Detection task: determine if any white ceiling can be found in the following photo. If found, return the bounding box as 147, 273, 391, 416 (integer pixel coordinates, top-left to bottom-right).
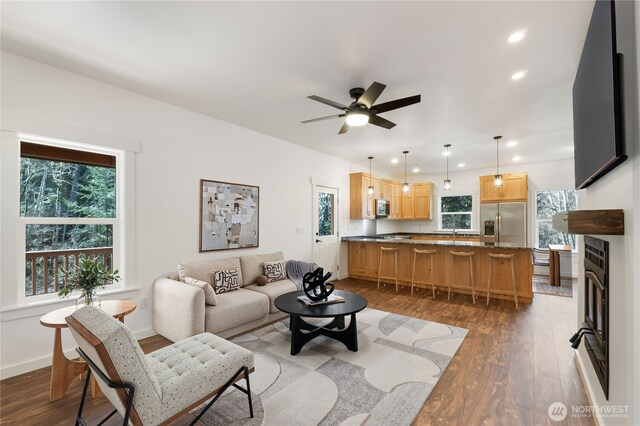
0, 1, 594, 178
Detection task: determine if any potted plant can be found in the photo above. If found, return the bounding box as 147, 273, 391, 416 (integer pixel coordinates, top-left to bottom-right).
58, 254, 120, 308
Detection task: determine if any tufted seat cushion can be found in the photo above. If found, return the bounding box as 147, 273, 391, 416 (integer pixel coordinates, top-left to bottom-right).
146, 332, 254, 417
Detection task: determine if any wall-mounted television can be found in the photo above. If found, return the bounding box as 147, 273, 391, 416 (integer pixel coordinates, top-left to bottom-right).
573, 0, 626, 190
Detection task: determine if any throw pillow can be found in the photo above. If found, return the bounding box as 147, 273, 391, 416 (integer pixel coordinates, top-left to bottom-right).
183, 277, 216, 306
213, 268, 240, 294
256, 275, 269, 286
263, 260, 287, 283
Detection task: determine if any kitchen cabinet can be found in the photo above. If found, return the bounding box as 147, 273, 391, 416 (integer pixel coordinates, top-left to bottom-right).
413, 183, 433, 220
350, 173, 375, 219
390, 182, 402, 219
348, 241, 379, 278
401, 187, 414, 219
380, 180, 392, 201
479, 173, 528, 203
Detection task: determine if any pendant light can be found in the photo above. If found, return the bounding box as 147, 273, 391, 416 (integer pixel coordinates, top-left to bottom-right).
402, 151, 410, 193
493, 135, 503, 186
367, 156, 374, 195
443, 144, 452, 190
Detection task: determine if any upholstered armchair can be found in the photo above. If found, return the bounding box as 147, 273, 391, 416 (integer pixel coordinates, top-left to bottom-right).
66, 306, 254, 425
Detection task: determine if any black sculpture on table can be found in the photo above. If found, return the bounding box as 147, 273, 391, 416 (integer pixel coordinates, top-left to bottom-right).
302, 267, 334, 301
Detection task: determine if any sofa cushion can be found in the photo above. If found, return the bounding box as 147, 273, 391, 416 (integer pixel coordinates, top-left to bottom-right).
204, 289, 269, 334
183, 277, 216, 305
178, 257, 244, 287
244, 279, 297, 313
240, 252, 284, 286
212, 268, 240, 294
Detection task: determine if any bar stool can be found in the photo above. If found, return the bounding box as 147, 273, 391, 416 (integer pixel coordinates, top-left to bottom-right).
448, 251, 476, 303
411, 248, 437, 297
487, 253, 518, 309
377, 246, 399, 292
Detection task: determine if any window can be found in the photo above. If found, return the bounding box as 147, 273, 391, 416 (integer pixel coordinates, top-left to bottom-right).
535, 189, 577, 249
440, 195, 473, 230
20, 142, 118, 297
317, 191, 335, 236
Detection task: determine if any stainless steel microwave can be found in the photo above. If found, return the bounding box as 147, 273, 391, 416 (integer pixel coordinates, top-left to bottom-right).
376, 199, 390, 217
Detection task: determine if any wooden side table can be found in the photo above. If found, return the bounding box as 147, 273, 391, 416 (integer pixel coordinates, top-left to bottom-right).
40, 300, 136, 401
548, 245, 572, 286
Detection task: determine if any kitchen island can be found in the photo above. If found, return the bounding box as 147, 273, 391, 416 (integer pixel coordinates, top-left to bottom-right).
343, 235, 533, 304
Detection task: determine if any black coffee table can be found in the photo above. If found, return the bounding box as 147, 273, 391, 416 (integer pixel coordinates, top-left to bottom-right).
274, 290, 368, 355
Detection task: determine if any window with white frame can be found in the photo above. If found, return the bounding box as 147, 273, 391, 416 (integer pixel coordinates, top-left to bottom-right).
20, 141, 119, 297
535, 189, 577, 249
439, 195, 473, 230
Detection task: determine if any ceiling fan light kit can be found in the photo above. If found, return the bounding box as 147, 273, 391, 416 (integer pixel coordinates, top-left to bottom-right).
302, 81, 421, 134
402, 150, 410, 193
493, 135, 503, 187
443, 144, 452, 190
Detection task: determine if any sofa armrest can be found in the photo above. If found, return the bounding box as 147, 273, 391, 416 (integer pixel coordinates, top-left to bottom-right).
152, 277, 205, 342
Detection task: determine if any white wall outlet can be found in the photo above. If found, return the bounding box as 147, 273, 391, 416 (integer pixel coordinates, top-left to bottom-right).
295, 226, 304, 234
141, 298, 150, 310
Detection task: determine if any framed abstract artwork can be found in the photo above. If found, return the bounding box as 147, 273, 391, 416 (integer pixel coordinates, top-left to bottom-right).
199, 179, 259, 252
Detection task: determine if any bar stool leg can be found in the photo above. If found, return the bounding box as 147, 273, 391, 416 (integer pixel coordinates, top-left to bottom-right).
448, 253, 453, 301
411, 251, 417, 295
377, 250, 383, 289
486, 258, 493, 306
469, 257, 476, 304
431, 255, 435, 299
511, 258, 518, 309
394, 251, 399, 293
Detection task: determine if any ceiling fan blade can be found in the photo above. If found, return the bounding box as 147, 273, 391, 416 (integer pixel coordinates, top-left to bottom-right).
371, 95, 421, 114
369, 114, 396, 130
338, 122, 350, 134
358, 81, 386, 108
301, 114, 345, 124
308, 95, 348, 111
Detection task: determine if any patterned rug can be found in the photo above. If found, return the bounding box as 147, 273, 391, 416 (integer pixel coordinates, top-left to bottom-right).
195, 308, 468, 426
532, 275, 574, 298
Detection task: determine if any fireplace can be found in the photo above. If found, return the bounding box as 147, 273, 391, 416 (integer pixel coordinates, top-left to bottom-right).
581, 236, 609, 399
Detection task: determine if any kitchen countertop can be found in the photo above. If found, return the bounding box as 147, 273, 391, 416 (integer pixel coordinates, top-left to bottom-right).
342, 235, 530, 250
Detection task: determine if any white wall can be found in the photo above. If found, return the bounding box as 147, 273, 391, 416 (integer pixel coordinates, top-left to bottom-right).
574, 1, 640, 424
0, 52, 354, 378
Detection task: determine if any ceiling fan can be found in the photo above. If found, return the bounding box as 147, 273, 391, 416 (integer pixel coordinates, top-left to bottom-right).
302, 81, 421, 134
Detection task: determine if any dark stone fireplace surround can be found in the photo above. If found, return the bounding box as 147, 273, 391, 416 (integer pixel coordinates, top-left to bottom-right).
582, 236, 609, 399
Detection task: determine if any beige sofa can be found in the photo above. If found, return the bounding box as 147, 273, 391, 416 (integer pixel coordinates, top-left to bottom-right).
153, 251, 296, 342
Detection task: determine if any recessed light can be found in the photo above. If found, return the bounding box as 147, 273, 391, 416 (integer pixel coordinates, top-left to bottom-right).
506, 140, 518, 147
457, 163, 466, 168
512, 156, 522, 162
391, 158, 399, 164
511, 71, 526, 80
412, 166, 420, 173
508, 31, 526, 43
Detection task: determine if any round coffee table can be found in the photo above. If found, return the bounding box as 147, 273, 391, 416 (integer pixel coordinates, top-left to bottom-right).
274, 290, 368, 355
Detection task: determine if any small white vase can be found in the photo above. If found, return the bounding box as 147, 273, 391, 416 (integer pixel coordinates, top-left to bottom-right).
75, 289, 101, 309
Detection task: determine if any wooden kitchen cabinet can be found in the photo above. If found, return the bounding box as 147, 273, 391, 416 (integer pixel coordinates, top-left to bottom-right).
390, 182, 402, 219
350, 173, 375, 219
348, 241, 378, 278
380, 180, 392, 201
479, 173, 528, 203
413, 182, 433, 220
401, 187, 414, 219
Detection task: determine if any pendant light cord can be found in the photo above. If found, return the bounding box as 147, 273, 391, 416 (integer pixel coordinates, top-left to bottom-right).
446, 150, 449, 180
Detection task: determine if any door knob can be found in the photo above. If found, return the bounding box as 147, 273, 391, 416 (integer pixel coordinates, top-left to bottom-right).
316, 239, 322, 243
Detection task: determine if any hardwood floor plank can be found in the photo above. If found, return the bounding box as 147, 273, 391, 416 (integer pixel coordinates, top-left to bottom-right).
0, 278, 593, 425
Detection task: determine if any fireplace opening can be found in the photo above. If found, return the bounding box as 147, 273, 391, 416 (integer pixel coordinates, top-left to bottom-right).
581, 236, 609, 399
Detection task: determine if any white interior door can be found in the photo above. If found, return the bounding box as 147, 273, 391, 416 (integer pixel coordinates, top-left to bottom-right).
312, 185, 339, 281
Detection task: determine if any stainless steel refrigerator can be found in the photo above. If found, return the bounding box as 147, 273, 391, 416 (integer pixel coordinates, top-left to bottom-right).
479, 202, 527, 245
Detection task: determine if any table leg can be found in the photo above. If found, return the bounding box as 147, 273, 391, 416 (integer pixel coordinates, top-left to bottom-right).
49, 328, 87, 401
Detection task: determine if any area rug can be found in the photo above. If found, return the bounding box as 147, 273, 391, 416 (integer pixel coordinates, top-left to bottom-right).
532, 275, 574, 298
194, 308, 468, 426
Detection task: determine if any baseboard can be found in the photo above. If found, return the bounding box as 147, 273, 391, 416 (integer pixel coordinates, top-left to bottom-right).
575, 350, 604, 426
0, 327, 156, 380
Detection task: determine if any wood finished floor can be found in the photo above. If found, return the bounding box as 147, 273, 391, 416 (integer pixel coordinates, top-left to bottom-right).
0, 278, 593, 426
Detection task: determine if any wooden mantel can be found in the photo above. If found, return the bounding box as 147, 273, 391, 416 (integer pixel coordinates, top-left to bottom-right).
552, 209, 624, 235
